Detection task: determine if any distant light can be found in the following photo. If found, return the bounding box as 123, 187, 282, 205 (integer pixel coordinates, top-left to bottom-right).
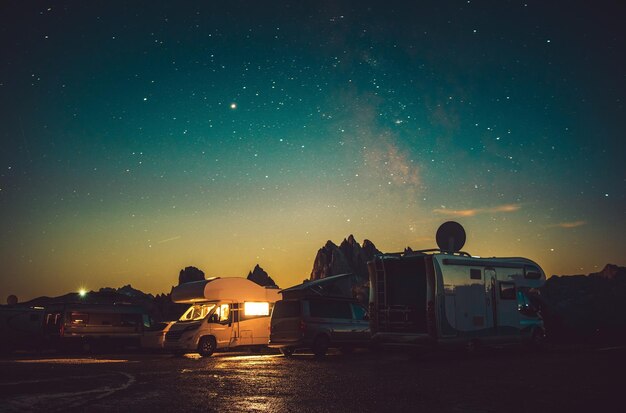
230, 103, 237, 109
78, 289, 87, 297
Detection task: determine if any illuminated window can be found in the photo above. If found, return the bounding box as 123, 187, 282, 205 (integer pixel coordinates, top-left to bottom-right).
70, 312, 89, 324
244, 302, 269, 317
219, 304, 230, 322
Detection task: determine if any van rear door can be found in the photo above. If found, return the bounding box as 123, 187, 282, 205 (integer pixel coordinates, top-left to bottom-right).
270, 300, 302, 344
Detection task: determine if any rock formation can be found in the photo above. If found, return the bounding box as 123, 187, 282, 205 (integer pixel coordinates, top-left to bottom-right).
310, 235, 381, 281
178, 266, 205, 285
247, 264, 278, 288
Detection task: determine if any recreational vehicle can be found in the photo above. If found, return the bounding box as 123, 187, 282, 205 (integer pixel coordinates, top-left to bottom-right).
44, 303, 149, 349
369, 222, 547, 351
1, 302, 148, 351
164, 277, 281, 356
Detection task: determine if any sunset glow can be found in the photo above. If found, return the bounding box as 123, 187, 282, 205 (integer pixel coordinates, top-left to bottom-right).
0, 2, 623, 301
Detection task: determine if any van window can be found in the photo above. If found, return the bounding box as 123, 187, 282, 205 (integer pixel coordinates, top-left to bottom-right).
470, 269, 482, 280
351, 303, 368, 320
272, 301, 300, 318
309, 300, 352, 319
70, 312, 89, 324
179, 304, 216, 321
218, 304, 230, 323
244, 302, 270, 316
499, 282, 516, 300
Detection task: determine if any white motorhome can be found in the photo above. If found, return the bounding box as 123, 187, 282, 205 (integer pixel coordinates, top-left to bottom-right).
368, 222, 547, 350
164, 277, 281, 356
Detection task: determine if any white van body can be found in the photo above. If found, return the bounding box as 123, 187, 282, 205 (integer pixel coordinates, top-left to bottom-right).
164, 278, 281, 356
369, 252, 547, 349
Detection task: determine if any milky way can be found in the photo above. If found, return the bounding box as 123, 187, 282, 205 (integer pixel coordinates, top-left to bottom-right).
1, 1, 624, 300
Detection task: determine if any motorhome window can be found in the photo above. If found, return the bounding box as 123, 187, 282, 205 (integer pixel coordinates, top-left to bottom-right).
70, 312, 89, 324
218, 304, 230, 323
272, 301, 300, 318
179, 304, 216, 321
470, 269, 482, 280
244, 302, 270, 317
499, 282, 516, 300
120, 313, 140, 326
525, 270, 541, 279
309, 300, 352, 319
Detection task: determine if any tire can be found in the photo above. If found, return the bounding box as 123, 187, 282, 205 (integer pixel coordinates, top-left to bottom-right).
529, 328, 545, 351
280, 347, 294, 357
313, 335, 330, 357
198, 336, 217, 357
465, 339, 479, 355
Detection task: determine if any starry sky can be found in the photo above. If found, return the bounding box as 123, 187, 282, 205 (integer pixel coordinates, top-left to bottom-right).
1, 1, 624, 301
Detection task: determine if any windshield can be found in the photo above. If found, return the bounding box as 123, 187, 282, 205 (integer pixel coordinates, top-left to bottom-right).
179, 303, 216, 322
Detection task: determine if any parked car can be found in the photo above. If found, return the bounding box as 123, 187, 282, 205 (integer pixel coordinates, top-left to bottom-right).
141, 320, 175, 350
269, 297, 370, 357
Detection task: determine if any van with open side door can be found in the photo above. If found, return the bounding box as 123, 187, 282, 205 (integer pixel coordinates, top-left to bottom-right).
368, 222, 547, 351
164, 278, 280, 357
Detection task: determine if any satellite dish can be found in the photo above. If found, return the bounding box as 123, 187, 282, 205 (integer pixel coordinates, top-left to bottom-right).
436, 221, 466, 253
7, 295, 18, 305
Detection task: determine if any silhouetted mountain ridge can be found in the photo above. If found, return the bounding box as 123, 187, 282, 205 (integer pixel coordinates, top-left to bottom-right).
310, 235, 381, 281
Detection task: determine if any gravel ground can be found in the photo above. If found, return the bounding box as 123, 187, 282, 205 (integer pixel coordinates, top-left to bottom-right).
1, 345, 624, 413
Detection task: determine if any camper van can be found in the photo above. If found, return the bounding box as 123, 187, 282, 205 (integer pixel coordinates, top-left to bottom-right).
164, 277, 281, 357
369, 222, 547, 351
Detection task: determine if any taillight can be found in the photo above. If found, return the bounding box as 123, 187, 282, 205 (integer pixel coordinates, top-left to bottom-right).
299, 320, 306, 332
60, 323, 65, 337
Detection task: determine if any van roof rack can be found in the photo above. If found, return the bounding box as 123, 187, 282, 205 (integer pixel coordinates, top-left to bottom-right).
378, 249, 472, 258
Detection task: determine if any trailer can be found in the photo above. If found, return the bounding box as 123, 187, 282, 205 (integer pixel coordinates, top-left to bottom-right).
164, 277, 281, 356
368, 222, 546, 350
1, 302, 149, 351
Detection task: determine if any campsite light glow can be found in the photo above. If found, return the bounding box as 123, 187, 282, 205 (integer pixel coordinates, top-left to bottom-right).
78, 289, 87, 298
244, 302, 270, 316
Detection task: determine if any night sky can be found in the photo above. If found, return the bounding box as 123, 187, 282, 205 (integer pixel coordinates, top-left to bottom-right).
1, 1, 624, 301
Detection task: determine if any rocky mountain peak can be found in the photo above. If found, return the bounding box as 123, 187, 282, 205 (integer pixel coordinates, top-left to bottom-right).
247, 264, 278, 288
178, 266, 205, 285
311, 235, 381, 281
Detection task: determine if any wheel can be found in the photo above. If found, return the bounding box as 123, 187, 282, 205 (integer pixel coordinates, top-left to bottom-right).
465, 339, 479, 355
280, 347, 294, 357
529, 328, 545, 351
198, 336, 216, 357
312, 335, 330, 357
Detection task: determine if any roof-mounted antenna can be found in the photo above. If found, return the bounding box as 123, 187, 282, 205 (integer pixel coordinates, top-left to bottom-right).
436, 221, 466, 253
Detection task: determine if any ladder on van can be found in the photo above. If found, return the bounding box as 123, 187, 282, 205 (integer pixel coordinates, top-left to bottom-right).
374, 257, 421, 333
374, 258, 389, 331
